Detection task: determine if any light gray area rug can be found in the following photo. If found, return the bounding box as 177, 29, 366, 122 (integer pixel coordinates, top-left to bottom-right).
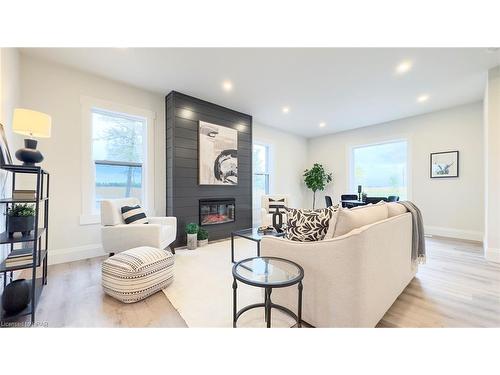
163, 238, 296, 328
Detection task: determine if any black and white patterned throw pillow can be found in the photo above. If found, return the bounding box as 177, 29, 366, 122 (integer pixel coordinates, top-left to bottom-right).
268, 198, 287, 214
121, 205, 148, 224
285, 206, 337, 242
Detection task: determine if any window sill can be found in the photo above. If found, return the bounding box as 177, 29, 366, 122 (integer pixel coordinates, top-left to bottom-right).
80, 214, 101, 226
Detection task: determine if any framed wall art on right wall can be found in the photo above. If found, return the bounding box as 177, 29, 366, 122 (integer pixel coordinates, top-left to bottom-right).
430, 150, 459, 178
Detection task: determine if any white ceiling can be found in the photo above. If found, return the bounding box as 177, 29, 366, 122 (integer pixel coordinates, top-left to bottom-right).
21, 48, 500, 137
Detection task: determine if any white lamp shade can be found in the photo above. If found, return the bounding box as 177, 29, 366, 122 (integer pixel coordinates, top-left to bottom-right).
13, 108, 52, 138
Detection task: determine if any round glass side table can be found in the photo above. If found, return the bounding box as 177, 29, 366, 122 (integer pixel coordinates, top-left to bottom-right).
232, 256, 304, 328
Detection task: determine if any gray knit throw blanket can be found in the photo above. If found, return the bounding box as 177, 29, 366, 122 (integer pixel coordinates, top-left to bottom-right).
397, 201, 426, 264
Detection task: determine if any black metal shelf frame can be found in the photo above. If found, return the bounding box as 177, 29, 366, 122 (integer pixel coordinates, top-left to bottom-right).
0, 164, 49, 326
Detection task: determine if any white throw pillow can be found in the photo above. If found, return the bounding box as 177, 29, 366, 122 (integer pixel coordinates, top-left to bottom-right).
333, 203, 389, 237
323, 205, 340, 239
387, 202, 408, 217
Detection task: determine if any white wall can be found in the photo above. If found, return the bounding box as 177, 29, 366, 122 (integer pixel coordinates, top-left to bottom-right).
19, 54, 166, 264
484, 66, 500, 262
0, 48, 20, 265
307, 102, 484, 241
253, 122, 308, 207
252, 122, 309, 225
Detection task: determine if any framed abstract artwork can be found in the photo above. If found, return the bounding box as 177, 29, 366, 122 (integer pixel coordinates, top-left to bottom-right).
430, 150, 459, 178
198, 121, 238, 185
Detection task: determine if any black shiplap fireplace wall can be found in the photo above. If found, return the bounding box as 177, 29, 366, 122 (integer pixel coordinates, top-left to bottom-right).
166, 91, 252, 247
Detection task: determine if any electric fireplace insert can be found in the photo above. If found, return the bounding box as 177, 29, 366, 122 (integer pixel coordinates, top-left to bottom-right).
199, 198, 235, 225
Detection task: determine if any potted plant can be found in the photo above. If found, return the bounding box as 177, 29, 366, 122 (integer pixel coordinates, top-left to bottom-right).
303, 163, 333, 209
197, 227, 209, 247
7, 203, 36, 237
185, 222, 199, 250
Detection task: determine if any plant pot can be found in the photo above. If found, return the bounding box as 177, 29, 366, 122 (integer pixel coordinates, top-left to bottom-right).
187, 233, 198, 250
198, 239, 208, 247
2, 279, 31, 314
7, 215, 35, 237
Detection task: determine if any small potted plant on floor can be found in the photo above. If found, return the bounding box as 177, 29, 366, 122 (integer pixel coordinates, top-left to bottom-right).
197, 227, 209, 247
7, 203, 36, 237
185, 222, 199, 250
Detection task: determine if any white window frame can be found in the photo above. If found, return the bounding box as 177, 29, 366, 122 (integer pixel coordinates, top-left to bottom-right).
80, 96, 156, 225
253, 142, 272, 195
347, 137, 411, 200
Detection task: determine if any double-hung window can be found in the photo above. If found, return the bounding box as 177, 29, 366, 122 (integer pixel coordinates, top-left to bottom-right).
92, 108, 146, 209
350, 139, 408, 200
80, 96, 155, 225
252, 143, 270, 226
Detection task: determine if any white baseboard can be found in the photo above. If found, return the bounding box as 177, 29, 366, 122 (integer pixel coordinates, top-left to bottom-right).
485, 247, 500, 263
424, 226, 483, 242
48, 243, 106, 265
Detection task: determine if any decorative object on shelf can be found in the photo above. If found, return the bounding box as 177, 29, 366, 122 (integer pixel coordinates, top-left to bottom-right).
357, 185, 362, 201
7, 203, 35, 237
361, 192, 367, 202
303, 163, 333, 209
198, 121, 238, 185
270, 204, 284, 232
12, 108, 52, 166
430, 150, 459, 178
1, 279, 31, 314
0, 123, 13, 165
197, 227, 209, 247
13, 189, 37, 200
185, 222, 199, 250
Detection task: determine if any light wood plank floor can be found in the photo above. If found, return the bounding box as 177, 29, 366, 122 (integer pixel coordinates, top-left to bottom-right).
12, 236, 500, 327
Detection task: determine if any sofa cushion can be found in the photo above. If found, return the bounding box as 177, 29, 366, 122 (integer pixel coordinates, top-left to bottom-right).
285, 206, 337, 241
333, 203, 389, 237
387, 202, 408, 217
323, 204, 340, 239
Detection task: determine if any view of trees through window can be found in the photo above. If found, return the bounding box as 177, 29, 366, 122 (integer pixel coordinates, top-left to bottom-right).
352, 140, 407, 200
92, 108, 146, 208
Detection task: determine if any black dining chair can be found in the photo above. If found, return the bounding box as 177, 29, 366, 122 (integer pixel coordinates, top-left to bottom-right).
340, 194, 358, 208
387, 195, 400, 202
325, 196, 333, 207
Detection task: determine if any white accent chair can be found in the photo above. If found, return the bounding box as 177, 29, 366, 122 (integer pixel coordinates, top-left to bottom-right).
260, 194, 290, 227
100, 198, 177, 255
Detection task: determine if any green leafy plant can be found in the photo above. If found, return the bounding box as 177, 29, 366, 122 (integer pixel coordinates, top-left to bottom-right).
303, 163, 333, 209
8, 203, 36, 217
197, 227, 209, 241
185, 222, 199, 234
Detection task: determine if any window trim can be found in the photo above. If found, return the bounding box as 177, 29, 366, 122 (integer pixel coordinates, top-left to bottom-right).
253, 142, 271, 194
80, 96, 156, 225
347, 138, 411, 200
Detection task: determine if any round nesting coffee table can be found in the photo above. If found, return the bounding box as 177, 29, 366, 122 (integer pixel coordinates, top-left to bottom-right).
232, 256, 304, 328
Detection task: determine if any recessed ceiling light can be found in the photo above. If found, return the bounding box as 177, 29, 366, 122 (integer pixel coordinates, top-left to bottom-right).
396, 61, 412, 74
222, 80, 233, 91
319, 122, 326, 128
282, 106, 290, 114
417, 94, 429, 103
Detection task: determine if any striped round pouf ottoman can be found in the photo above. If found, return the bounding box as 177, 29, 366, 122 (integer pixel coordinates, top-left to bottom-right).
102, 246, 174, 303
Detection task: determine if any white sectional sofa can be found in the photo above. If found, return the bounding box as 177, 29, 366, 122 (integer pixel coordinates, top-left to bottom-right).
260, 203, 417, 327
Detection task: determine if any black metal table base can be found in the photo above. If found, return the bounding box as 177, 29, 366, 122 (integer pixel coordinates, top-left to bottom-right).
233, 281, 303, 328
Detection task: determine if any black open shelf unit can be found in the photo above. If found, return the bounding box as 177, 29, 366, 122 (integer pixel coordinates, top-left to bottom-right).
0, 164, 49, 326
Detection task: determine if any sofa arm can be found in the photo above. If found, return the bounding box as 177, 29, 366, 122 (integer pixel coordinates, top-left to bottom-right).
101, 223, 162, 254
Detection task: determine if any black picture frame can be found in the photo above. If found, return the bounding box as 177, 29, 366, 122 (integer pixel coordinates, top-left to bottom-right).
0, 122, 13, 166
430, 150, 459, 178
